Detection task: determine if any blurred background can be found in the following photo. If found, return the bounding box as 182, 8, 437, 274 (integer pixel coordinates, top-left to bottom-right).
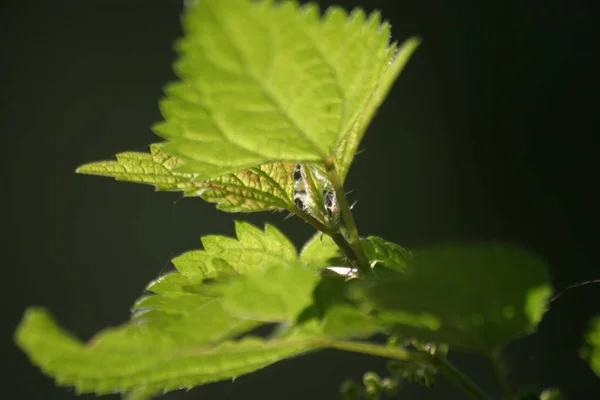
2, 0, 598, 398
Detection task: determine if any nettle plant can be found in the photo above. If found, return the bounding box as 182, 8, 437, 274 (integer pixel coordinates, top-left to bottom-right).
15, 1, 599, 399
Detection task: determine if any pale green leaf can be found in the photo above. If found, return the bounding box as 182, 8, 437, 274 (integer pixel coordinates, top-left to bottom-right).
199, 161, 297, 212
359, 243, 552, 351
580, 316, 600, 377
220, 263, 321, 322
76, 144, 201, 194
335, 37, 421, 182
154, 0, 406, 178
15, 308, 321, 396
171, 221, 297, 276
300, 232, 345, 269
77, 144, 297, 212
361, 236, 410, 272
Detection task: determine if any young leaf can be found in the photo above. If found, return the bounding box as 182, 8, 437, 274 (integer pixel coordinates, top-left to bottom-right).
15, 308, 322, 396
171, 221, 297, 276
361, 236, 411, 272
300, 232, 345, 269
77, 144, 297, 213
154, 0, 412, 179
295, 164, 334, 224
359, 243, 552, 351
580, 316, 600, 377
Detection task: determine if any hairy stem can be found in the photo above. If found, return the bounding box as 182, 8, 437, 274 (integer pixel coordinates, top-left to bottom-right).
323, 157, 370, 275
291, 205, 358, 268
323, 339, 490, 400
487, 350, 514, 400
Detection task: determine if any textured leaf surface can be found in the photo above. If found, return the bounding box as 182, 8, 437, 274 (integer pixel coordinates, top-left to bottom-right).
77, 145, 297, 212
16, 308, 321, 396
360, 244, 552, 350
171, 221, 297, 276
361, 236, 410, 272
154, 0, 409, 178
580, 316, 600, 377
76, 144, 200, 194
199, 161, 297, 212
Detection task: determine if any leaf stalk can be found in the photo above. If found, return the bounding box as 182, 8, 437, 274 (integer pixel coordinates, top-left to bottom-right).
323, 339, 491, 400
323, 157, 370, 275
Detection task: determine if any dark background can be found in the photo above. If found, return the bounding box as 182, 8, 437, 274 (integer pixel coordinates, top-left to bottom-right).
2, 0, 598, 399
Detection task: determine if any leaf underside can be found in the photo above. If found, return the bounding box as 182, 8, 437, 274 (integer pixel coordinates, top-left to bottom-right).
77, 144, 297, 213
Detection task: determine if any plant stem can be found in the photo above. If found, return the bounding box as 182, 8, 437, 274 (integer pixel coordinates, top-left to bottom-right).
323, 157, 370, 275
487, 350, 514, 400
323, 339, 490, 400
291, 205, 358, 268
430, 355, 491, 400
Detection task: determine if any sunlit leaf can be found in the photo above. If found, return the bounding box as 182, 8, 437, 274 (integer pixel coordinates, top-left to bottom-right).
154, 0, 414, 179
359, 243, 552, 350
15, 308, 321, 396
171, 221, 297, 276
77, 145, 297, 213
219, 262, 321, 322
199, 161, 297, 212
300, 232, 345, 269
76, 144, 200, 194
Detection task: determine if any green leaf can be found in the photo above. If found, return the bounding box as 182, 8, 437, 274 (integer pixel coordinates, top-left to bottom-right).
123, 387, 157, 400
76, 143, 201, 194
154, 0, 411, 179
219, 262, 321, 322
321, 304, 383, 339
77, 144, 297, 213
580, 315, 600, 377
171, 221, 297, 276
15, 308, 321, 396
199, 161, 297, 212
300, 232, 345, 269
144, 272, 205, 297
361, 236, 411, 272
335, 37, 421, 182
359, 243, 552, 351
